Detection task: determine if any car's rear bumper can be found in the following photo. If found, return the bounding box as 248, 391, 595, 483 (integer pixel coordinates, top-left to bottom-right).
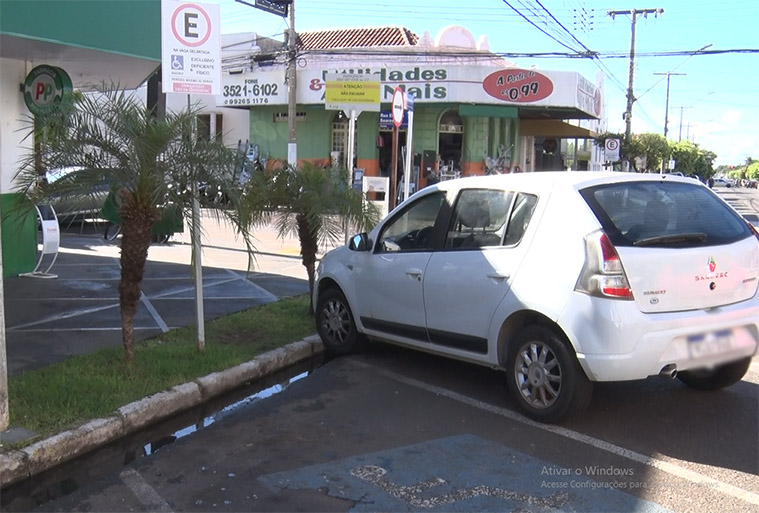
561, 294, 759, 381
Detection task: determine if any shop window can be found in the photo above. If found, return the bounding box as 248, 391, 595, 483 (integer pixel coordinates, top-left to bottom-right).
331, 111, 358, 169
438, 111, 464, 173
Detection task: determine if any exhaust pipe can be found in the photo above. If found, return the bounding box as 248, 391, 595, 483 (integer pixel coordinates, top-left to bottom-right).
659, 364, 677, 379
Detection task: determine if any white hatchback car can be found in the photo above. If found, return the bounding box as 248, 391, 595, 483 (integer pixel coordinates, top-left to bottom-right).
313, 171, 759, 422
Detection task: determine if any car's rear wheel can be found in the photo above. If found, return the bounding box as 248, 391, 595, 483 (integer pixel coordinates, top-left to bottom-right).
316, 288, 365, 355
677, 357, 751, 390
104, 222, 121, 241
506, 325, 593, 423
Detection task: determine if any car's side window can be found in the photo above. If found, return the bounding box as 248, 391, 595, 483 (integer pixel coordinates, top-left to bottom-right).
445, 189, 514, 249
377, 192, 445, 252
504, 193, 538, 246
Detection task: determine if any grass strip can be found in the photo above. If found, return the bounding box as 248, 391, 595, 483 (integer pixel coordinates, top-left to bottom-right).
7, 294, 315, 442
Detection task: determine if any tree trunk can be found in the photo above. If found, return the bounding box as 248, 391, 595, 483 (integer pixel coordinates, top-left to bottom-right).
296, 213, 318, 315
118, 205, 157, 365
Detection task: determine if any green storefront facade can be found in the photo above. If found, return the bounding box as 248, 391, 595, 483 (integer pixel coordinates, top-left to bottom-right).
246, 101, 519, 184
0, 0, 161, 276
219, 57, 600, 190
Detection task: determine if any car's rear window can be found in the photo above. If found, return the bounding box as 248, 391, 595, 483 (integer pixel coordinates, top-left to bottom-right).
580, 180, 752, 247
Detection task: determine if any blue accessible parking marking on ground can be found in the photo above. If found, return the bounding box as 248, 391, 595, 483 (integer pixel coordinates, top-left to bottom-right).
257, 433, 672, 512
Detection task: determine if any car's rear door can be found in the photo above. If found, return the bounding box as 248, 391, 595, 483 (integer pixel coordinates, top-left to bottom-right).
423, 188, 537, 355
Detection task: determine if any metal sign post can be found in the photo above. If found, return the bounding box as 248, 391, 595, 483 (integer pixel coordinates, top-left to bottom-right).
162, 0, 222, 349
402, 92, 415, 202
390, 87, 405, 210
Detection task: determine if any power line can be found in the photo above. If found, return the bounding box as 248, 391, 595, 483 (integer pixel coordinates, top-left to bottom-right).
500, 0, 586, 54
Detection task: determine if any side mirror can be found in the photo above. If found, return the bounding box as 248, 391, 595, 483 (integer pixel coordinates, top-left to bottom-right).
348, 233, 371, 252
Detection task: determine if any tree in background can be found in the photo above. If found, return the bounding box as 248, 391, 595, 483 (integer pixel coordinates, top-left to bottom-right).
594, 132, 669, 171
668, 140, 716, 180
14, 86, 251, 365
595, 132, 715, 178
240, 162, 381, 313
632, 133, 670, 172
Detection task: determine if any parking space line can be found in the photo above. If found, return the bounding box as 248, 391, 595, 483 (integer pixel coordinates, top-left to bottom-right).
8, 327, 160, 332
226, 269, 278, 302
6, 303, 119, 330
140, 292, 170, 333
120, 468, 173, 513
371, 364, 759, 507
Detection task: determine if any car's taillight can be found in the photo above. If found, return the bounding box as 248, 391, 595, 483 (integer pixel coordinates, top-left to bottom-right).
575, 230, 634, 299
747, 221, 759, 241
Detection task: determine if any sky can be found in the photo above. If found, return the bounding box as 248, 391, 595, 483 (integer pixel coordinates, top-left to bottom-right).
215, 0, 758, 167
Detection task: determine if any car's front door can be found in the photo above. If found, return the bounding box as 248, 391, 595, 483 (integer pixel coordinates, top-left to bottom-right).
352, 192, 446, 345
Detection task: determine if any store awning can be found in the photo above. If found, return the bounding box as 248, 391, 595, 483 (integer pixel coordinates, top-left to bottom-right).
459, 104, 518, 119
1, 0, 160, 90
520, 119, 598, 138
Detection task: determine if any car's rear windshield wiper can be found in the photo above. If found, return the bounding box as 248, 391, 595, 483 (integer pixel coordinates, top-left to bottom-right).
633, 232, 707, 247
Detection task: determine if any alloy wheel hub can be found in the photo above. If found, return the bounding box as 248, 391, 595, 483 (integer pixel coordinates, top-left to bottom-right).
527, 363, 546, 386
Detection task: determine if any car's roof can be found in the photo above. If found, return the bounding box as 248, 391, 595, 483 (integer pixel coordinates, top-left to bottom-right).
427, 171, 702, 195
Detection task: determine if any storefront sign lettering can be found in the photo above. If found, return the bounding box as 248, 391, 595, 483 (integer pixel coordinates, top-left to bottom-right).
482, 69, 554, 103
383, 84, 446, 100
216, 66, 595, 111
379, 67, 447, 82
221, 80, 279, 105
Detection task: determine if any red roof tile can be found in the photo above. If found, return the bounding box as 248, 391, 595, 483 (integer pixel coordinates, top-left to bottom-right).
298, 26, 419, 50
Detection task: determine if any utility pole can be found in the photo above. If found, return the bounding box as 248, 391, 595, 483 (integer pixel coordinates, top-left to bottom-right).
286, 1, 297, 166
235, 1, 295, 164
608, 8, 664, 152
654, 71, 684, 139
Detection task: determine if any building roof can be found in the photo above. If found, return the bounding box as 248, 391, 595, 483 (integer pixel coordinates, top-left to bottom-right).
298, 26, 419, 50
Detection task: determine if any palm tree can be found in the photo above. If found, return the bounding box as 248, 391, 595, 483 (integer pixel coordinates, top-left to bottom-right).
14, 85, 251, 365
241, 162, 380, 313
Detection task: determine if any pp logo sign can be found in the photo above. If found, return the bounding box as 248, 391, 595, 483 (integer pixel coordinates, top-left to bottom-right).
23, 65, 73, 116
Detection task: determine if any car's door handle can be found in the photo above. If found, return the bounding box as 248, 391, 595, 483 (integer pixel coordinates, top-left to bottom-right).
487, 272, 510, 282
406, 268, 423, 281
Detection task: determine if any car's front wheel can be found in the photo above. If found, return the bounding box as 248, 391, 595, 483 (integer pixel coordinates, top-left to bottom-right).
506, 325, 593, 423
316, 288, 365, 355
677, 357, 751, 390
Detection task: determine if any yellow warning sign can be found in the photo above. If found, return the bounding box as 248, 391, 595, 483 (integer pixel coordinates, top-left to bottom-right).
325, 73, 380, 111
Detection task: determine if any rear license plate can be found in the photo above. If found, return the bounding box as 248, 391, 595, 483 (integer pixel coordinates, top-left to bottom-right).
687, 330, 734, 360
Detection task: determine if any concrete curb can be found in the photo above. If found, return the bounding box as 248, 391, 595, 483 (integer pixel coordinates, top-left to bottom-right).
0, 335, 324, 488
